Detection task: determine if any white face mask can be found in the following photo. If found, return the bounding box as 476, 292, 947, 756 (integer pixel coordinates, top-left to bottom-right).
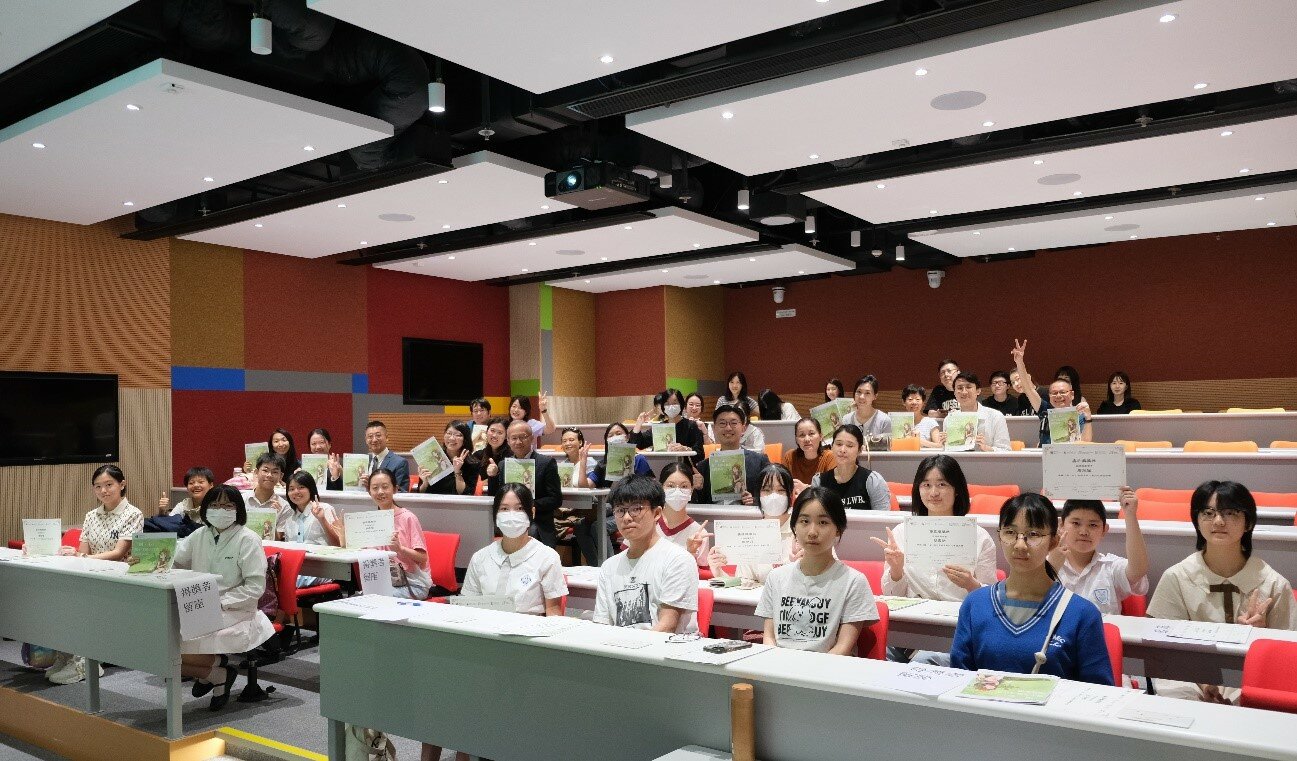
496, 511, 530, 539
663, 404, 682, 418
760, 493, 789, 517
607, 434, 627, 445
207, 509, 237, 530
664, 487, 691, 510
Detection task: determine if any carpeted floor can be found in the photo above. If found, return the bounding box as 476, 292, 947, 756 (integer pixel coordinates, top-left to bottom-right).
0, 640, 457, 760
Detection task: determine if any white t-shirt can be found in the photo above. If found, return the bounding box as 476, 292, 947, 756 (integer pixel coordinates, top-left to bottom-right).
462, 538, 568, 615
880, 520, 998, 601
1057, 552, 1148, 615
279, 503, 339, 547
756, 560, 878, 653
657, 514, 710, 566
594, 538, 699, 633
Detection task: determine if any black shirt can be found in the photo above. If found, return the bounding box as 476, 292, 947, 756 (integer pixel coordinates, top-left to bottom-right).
816, 466, 885, 510
631, 417, 706, 467
1014, 388, 1046, 417
980, 395, 1018, 415
924, 386, 957, 415
1097, 398, 1142, 415
420, 457, 480, 495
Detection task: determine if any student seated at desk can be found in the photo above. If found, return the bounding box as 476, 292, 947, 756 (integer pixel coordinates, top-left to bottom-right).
593, 475, 699, 634
590, 422, 653, 487
783, 418, 835, 496
175, 485, 276, 709
331, 469, 431, 599
756, 487, 878, 655
699, 405, 771, 505
1011, 339, 1093, 446
307, 428, 344, 491
1049, 490, 1148, 615
630, 387, 706, 467
557, 426, 595, 488
658, 462, 711, 567
417, 421, 480, 495
1147, 481, 1297, 704
874, 455, 997, 665
245, 453, 286, 516
478, 417, 510, 487
840, 375, 889, 437
158, 466, 215, 521
42, 464, 145, 684
278, 471, 340, 587
951, 493, 1113, 685
710, 465, 800, 584
462, 484, 568, 615
810, 425, 889, 511
925, 372, 1012, 452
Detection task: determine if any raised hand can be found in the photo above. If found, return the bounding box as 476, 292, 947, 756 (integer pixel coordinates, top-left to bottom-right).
419, 466, 434, 482
707, 546, 729, 576
1118, 486, 1138, 517
792, 479, 808, 500
869, 527, 905, 578
686, 521, 712, 556
452, 450, 467, 473
739, 489, 754, 506
1077, 400, 1092, 419
538, 391, 550, 415
485, 458, 499, 478
1011, 338, 1028, 365
328, 453, 342, 478
158, 491, 169, 513
1237, 589, 1275, 627
310, 501, 324, 520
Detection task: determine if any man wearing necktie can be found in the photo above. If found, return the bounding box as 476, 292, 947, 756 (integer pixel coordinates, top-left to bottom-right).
357, 420, 410, 492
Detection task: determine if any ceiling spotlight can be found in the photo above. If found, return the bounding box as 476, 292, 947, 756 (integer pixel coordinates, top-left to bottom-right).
895, 244, 906, 262
1104, 215, 1114, 220
914, 67, 928, 76
1193, 82, 1208, 90
448, 255, 456, 260
1268, 221, 1277, 226
437, 179, 448, 184
660, 269, 669, 273
659, 172, 673, 189
360, 240, 368, 245
541, 204, 550, 209
1008, 247, 1016, 252
929, 210, 938, 215
203, 176, 214, 182
601, 256, 609, 261
1255, 196, 1266, 201
737, 188, 750, 211
122, 201, 134, 206
1239, 168, 1250, 174
522, 268, 529, 272
973, 231, 981, 235
623, 225, 633, 230
599, 54, 615, 64
1129, 235, 1138, 239
528, 241, 537, 246
125, 103, 140, 111
721, 111, 734, 120
303, 145, 315, 151
713, 280, 721, 284
1033, 159, 1044, 165
693, 243, 701, 248
875, 183, 886, 189
250, 13, 272, 55
749, 257, 757, 262
442, 224, 451, 229
1072, 191, 1084, 197
982, 121, 995, 127
1159, 13, 1177, 22
31, 142, 45, 149
804, 213, 816, 234
337, 203, 347, 208
427, 80, 446, 113
584, 279, 591, 283
850, 230, 861, 247
254, 223, 263, 228
808, 153, 820, 160
870, 248, 882, 258
1220, 130, 1234, 137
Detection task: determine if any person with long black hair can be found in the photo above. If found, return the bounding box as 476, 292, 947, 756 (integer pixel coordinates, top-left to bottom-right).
1097, 371, 1142, 415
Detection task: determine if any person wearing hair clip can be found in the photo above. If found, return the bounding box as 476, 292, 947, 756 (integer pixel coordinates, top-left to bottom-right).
950, 493, 1112, 684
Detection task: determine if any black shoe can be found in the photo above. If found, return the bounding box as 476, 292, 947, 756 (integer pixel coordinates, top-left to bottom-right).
209, 662, 239, 710
191, 655, 227, 697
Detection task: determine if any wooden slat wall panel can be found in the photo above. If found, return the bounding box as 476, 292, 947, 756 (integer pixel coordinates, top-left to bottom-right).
0, 388, 171, 542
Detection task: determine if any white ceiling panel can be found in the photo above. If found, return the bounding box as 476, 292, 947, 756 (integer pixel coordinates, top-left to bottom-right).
549, 244, 854, 293
0, 58, 393, 225
378, 207, 759, 281
628, 0, 1297, 175
808, 114, 1297, 223
0, 0, 136, 75
306, 0, 880, 94
182, 151, 573, 258
914, 182, 1297, 257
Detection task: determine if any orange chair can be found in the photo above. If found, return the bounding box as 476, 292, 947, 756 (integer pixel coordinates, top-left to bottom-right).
1121, 595, 1147, 617
703, 444, 720, 459
855, 601, 889, 661
890, 437, 921, 452
1103, 623, 1124, 687
1251, 491, 1297, 508
1135, 488, 1192, 504
1183, 440, 1260, 453
1269, 441, 1297, 449
1227, 407, 1286, 414
969, 494, 1007, 515
887, 481, 910, 498
888, 492, 901, 511
423, 531, 461, 594
968, 484, 1020, 499
764, 443, 783, 462
1129, 409, 1182, 415
697, 586, 714, 635
1010, 440, 1025, 451
1241, 639, 1297, 713
843, 560, 885, 595
1124, 500, 1191, 522
1115, 440, 1173, 452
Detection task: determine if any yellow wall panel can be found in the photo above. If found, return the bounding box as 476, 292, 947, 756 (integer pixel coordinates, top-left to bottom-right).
665, 286, 725, 382
170, 238, 244, 368
551, 287, 596, 396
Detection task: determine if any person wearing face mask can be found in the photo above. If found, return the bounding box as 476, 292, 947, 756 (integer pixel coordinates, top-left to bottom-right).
630, 387, 706, 467
590, 422, 653, 487
173, 485, 276, 709
462, 484, 568, 614
657, 462, 711, 567
709, 465, 802, 585
485, 421, 563, 547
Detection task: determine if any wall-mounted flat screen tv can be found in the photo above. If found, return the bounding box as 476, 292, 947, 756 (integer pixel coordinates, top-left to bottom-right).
0, 371, 119, 466
402, 339, 484, 405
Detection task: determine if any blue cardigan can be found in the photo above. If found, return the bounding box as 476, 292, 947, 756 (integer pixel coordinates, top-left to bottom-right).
950, 582, 1113, 685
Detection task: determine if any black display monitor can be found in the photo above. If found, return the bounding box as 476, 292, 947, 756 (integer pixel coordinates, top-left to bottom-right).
402, 338, 484, 405
0, 371, 119, 466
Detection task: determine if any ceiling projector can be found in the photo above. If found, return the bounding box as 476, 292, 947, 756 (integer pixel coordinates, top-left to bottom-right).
545, 162, 650, 210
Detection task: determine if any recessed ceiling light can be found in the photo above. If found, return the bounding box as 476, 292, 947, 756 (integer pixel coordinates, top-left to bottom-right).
528, 241, 537, 246
1159, 13, 1177, 22
122, 201, 134, 206
1008, 247, 1016, 252
1255, 196, 1266, 201
360, 240, 367, 245
914, 67, 928, 76
448, 255, 456, 260
1239, 168, 1250, 173
623, 225, 633, 230
540, 204, 550, 210
929, 210, 938, 215
1267, 221, 1277, 226
798, 270, 805, 274
600, 256, 608, 261
982, 121, 995, 127
1193, 82, 1208, 90
1220, 130, 1234, 137
749, 257, 756, 262
808, 153, 820, 160
1129, 235, 1138, 239
660, 269, 669, 273
875, 183, 886, 189
437, 179, 448, 184
721, 111, 734, 120
522, 268, 529, 272
973, 231, 981, 235
441, 224, 451, 229
31, 142, 45, 149
713, 280, 721, 284
203, 176, 214, 182
1104, 215, 1114, 220
584, 279, 591, 283
1072, 191, 1084, 197
254, 223, 263, 228
599, 54, 615, 64
125, 103, 140, 111
337, 203, 347, 208
693, 243, 701, 248
303, 145, 315, 151
1033, 159, 1044, 165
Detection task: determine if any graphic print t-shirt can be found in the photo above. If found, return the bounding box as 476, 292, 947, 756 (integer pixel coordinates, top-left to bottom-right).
593, 539, 699, 634
756, 560, 878, 653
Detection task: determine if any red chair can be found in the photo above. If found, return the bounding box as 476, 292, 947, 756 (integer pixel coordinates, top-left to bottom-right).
1124, 500, 1190, 522
886, 482, 910, 498
1241, 639, 1297, 713
62, 528, 82, 548
698, 566, 714, 581
1251, 491, 1297, 508
697, 586, 714, 635
423, 531, 461, 594
843, 560, 884, 595
856, 601, 889, 660
1134, 488, 1192, 504
968, 484, 1021, 499
1103, 622, 1124, 687
1121, 595, 1147, 617
6, 540, 20, 550
969, 494, 1005, 516
266, 546, 340, 651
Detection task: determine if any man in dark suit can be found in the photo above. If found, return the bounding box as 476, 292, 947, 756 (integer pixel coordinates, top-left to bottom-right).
357, 420, 410, 493
487, 419, 563, 546
699, 404, 770, 505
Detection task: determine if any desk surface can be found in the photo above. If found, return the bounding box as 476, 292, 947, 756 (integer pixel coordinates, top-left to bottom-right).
316, 596, 1297, 761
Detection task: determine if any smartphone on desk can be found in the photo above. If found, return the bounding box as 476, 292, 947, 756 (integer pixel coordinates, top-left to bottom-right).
703, 639, 752, 654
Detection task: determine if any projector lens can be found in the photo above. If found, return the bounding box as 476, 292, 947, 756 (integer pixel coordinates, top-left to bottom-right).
562, 172, 579, 189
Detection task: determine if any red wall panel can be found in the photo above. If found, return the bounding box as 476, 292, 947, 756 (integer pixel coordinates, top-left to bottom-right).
595, 286, 665, 396
242, 251, 369, 373
724, 228, 1297, 395
171, 390, 352, 485
365, 268, 511, 396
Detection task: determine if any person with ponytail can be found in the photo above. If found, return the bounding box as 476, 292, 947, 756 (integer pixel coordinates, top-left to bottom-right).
949, 493, 1112, 684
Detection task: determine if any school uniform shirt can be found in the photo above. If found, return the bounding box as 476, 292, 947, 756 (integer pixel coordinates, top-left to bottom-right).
174, 525, 276, 654
81, 500, 145, 555
733, 520, 797, 584
279, 502, 338, 546
782, 449, 836, 487
880, 521, 998, 601
755, 560, 878, 653
370, 506, 432, 595
980, 395, 1018, 415
1057, 552, 1148, 616
1097, 398, 1142, 415
699, 448, 771, 505
461, 538, 568, 616
594, 538, 699, 634
811, 467, 890, 510
841, 409, 890, 438
657, 514, 710, 566
951, 582, 1113, 685
169, 498, 202, 523
915, 417, 940, 441
740, 423, 766, 452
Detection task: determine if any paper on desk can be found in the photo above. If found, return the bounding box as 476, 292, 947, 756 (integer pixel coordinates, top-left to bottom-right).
1117, 697, 1195, 728
1048, 684, 1132, 717
874, 663, 970, 697
361, 606, 417, 622
448, 594, 516, 612
877, 596, 931, 611
919, 600, 963, 618
21, 519, 61, 557
331, 594, 398, 611
491, 616, 584, 637
600, 628, 663, 649
955, 672, 1058, 705
1142, 620, 1249, 646
663, 639, 771, 666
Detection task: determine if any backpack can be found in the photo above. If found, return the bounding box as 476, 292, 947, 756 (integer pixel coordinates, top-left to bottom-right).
258, 552, 281, 618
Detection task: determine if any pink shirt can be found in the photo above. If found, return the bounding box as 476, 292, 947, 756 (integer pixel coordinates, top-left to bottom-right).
374, 506, 428, 574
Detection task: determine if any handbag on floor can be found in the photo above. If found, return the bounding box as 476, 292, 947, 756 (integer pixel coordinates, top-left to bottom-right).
344, 724, 397, 761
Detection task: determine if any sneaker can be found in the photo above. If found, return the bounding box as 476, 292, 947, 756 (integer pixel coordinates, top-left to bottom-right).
46, 655, 102, 685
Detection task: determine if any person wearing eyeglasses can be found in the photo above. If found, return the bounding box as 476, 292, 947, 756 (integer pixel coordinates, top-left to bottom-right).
1147, 481, 1297, 703
593, 474, 699, 634
925, 372, 1011, 452
950, 493, 1112, 685
699, 405, 771, 505
485, 420, 563, 547
1010, 339, 1093, 447
980, 370, 1017, 415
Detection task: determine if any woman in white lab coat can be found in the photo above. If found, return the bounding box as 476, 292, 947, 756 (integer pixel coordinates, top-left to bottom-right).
174, 484, 276, 709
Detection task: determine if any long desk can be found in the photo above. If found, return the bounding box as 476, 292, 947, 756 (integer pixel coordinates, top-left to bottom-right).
316, 596, 1297, 761
892, 494, 1297, 527
934, 412, 1297, 448
855, 449, 1297, 493
561, 571, 1297, 687
260, 540, 394, 582
0, 549, 221, 739
682, 506, 1297, 596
